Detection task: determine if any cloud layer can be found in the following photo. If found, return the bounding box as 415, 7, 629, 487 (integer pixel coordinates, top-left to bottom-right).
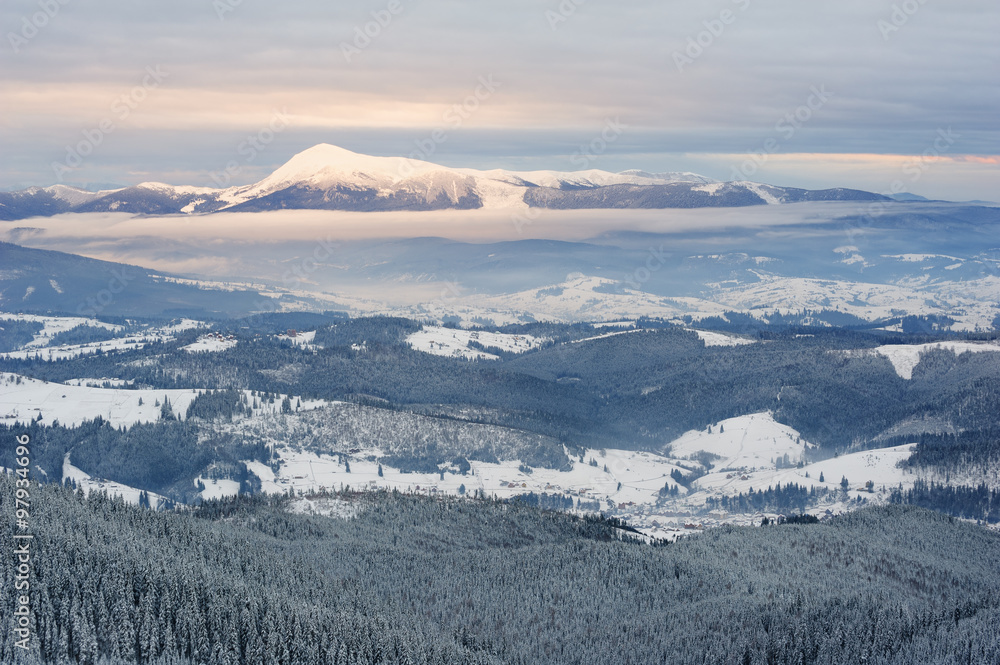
2, 0, 997, 198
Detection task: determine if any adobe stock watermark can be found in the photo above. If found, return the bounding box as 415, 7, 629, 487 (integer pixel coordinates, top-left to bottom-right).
846, 127, 959, 244
280, 237, 340, 291
432, 280, 464, 314
11, 433, 33, 652
512, 206, 543, 237
878, 0, 930, 41
245, 237, 342, 321
208, 108, 291, 188
730, 85, 832, 181
624, 245, 671, 290
8, 0, 71, 53
76, 267, 135, 317
51, 65, 169, 182
570, 117, 627, 169
341, 0, 409, 63
213, 0, 245, 21
977, 250, 1000, 281
398, 75, 501, 177
511, 189, 559, 237
511, 118, 626, 236
546, 0, 587, 31
673, 0, 752, 72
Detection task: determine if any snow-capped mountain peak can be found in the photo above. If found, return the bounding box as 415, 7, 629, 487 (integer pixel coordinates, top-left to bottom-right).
0, 143, 890, 220
255, 143, 446, 188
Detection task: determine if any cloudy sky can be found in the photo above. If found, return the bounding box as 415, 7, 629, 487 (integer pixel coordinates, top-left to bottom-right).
2, 0, 997, 200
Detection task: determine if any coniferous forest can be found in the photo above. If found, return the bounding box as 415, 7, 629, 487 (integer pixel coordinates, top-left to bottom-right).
2, 477, 1000, 665
3, 313, 1000, 664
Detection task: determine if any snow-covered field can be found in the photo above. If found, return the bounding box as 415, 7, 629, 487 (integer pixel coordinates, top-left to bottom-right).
406, 325, 547, 360
571, 329, 646, 345
0, 312, 123, 348
0, 335, 153, 361
592, 320, 636, 329
666, 413, 813, 471
149, 318, 206, 334
708, 274, 1000, 332
264, 446, 687, 510
692, 329, 756, 347
0, 315, 212, 361
229, 409, 954, 538
0, 372, 200, 428
181, 334, 238, 353
688, 444, 918, 504
872, 341, 1000, 379
63, 378, 133, 387
275, 329, 319, 350
63, 455, 168, 509
288, 495, 362, 519
194, 476, 241, 501
369, 268, 1000, 332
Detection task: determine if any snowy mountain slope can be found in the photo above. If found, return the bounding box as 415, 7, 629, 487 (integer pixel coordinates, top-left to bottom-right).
43, 184, 120, 206
686, 444, 920, 507
408, 275, 707, 324
181, 333, 238, 353
0, 242, 272, 317
1, 144, 890, 219
369, 265, 997, 330
0, 313, 122, 348
63, 454, 169, 508
406, 325, 547, 360
0, 336, 153, 361
692, 330, 756, 347
0, 371, 200, 428
665, 413, 813, 472
871, 341, 1000, 379
0, 318, 208, 361
706, 273, 1000, 331
235, 409, 948, 538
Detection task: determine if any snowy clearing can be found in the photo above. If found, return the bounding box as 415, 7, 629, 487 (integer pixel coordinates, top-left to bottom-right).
195, 477, 241, 501
406, 326, 546, 360
692, 329, 756, 347
666, 413, 813, 472
0, 372, 200, 428
275, 329, 320, 351
570, 329, 646, 344
873, 341, 1000, 379
0, 312, 123, 349
181, 334, 238, 353
63, 378, 133, 388
689, 444, 918, 504
63, 454, 168, 509
0, 336, 153, 361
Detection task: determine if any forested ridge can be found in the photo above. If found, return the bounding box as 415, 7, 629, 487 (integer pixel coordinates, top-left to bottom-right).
3, 315, 1000, 522
2, 478, 1000, 665
4, 318, 999, 455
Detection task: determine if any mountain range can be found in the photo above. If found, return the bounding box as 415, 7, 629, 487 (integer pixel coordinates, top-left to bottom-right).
0, 144, 890, 220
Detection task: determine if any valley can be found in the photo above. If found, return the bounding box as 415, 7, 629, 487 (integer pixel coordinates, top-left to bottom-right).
3, 309, 998, 535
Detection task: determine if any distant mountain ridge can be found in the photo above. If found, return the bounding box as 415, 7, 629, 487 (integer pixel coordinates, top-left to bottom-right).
0, 242, 269, 317
0, 144, 890, 220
